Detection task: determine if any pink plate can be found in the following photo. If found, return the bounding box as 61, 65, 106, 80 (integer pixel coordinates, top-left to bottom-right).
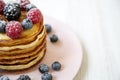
0, 17, 83, 80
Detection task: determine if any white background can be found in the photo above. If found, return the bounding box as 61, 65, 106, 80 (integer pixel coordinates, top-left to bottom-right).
30, 0, 120, 80
5, 0, 120, 80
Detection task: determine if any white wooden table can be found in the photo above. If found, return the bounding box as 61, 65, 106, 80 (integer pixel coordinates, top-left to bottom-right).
31, 0, 120, 80
5, 0, 120, 80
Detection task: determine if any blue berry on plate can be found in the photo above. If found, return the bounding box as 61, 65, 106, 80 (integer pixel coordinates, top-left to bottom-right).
4, 3, 21, 21
21, 18, 33, 30
0, 75, 10, 80
41, 72, 52, 80
50, 34, 58, 43
52, 61, 61, 71
25, 4, 36, 11
45, 24, 52, 33
0, 20, 6, 33
17, 75, 31, 80
39, 64, 49, 73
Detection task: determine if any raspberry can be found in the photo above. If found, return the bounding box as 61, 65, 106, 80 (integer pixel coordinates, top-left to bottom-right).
6, 21, 23, 39
0, 0, 5, 14
18, 0, 30, 9
27, 8, 42, 24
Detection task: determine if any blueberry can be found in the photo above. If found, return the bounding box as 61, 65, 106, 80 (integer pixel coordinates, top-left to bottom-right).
50, 34, 58, 43
52, 61, 61, 71
0, 75, 10, 80
39, 64, 49, 73
25, 4, 36, 11
45, 24, 52, 33
41, 72, 52, 80
0, 20, 7, 33
17, 75, 31, 80
21, 18, 33, 30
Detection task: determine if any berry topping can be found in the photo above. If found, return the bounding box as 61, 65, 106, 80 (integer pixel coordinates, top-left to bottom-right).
12, 2, 21, 8
0, 75, 10, 80
27, 8, 42, 24
6, 21, 23, 39
25, 4, 36, 11
50, 34, 58, 43
39, 64, 49, 73
45, 24, 52, 33
0, 20, 6, 33
4, 3, 21, 21
17, 75, 31, 80
21, 18, 33, 30
0, 0, 5, 14
18, 0, 30, 9
41, 72, 52, 80
52, 61, 61, 71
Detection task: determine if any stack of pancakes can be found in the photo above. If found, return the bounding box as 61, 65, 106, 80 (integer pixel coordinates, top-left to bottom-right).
0, 11, 46, 70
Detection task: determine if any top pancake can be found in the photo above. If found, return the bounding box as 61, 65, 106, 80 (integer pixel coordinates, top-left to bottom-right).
0, 11, 43, 47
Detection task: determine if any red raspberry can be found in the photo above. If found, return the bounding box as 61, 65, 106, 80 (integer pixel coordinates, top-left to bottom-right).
6, 21, 23, 39
18, 0, 30, 9
27, 8, 42, 24
0, 0, 5, 13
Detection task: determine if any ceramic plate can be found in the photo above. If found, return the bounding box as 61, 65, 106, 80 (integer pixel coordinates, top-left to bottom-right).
0, 17, 83, 80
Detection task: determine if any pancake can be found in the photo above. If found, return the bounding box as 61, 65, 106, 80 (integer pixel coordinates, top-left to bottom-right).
0, 5, 46, 70
0, 11, 43, 47
0, 38, 46, 60
0, 49, 46, 70
0, 47, 46, 64
0, 26, 46, 54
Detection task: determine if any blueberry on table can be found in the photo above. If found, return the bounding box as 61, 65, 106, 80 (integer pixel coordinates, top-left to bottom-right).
17, 75, 31, 80
50, 34, 58, 43
0, 75, 10, 80
41, 72, 52, 80
39, 64, 49, 73
52, 61, 61, 71
45, 24, 52, 33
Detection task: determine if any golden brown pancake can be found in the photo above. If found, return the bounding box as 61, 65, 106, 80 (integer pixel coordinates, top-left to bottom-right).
0, 47, 46, 64
0, 49, 46, 70
0, 10, 46, 70
0, 11, 43, 47
0, 39, 46, 60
